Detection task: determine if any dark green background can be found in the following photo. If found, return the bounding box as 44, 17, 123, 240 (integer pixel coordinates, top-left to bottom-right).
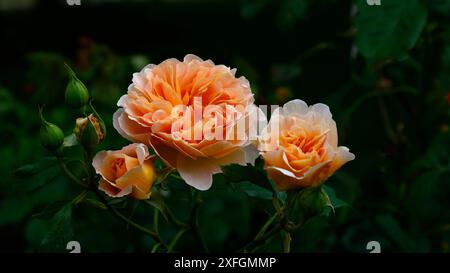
0, 0, 449, 252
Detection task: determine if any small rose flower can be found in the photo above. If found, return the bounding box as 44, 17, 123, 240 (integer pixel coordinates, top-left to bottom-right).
113, 54, 260, 190
74, 114, 104, 146
92, 143, 155, 200
259, 99, 355, 190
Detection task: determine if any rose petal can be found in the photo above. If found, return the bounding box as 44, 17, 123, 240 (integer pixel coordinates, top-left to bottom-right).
92, 150, 108, 175
99, 178, 133, 198
115, 162, 155, 199
184, 54, 204, 63
243, 144, 259, 166
176, 156, 214, 191
135, 143, 149, 165
282, 99, 309, 116
113, 109, 149, 144
149, 134, 178, 167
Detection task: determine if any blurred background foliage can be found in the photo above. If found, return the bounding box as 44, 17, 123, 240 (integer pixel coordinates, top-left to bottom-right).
0, 0, 449, 252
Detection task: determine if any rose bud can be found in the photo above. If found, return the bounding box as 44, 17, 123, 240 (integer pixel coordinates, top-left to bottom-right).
92, 143, 156, 200
39, 108, 64, 152
297, 187, 329, 217
74, 114, 104, 149
64, 64, 89, 109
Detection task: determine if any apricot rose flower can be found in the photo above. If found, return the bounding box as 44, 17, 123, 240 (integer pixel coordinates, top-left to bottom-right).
259, 99, 355, 190
113, 55, 259, 190
92, 143, 155, 200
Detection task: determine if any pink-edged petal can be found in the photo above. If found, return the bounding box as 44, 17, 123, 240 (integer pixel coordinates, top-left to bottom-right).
215, 148, 247, 167
117, 95, 128, 107
149, 134, 178, 168
265, 166, 306, 191
172, 138, 205, 159
123, 154, 139, 170
282, 99, 309, 116
92, 151, 122, 182
243, 144, 259, 166
176, 156, 214, 191
99, 178, 133, 198
135, 143, 150, 165
310, 103, 332, 120
92, 150, 108, 175
113, 109, 150, 144
331, 146, 355, 170
184, 54, 204, 63
199, 141, 237, 158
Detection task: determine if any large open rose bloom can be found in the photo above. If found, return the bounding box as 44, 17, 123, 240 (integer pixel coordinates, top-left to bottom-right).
93, 143, 155, 199
259, 99, 355, 190
113, 55, 259, 190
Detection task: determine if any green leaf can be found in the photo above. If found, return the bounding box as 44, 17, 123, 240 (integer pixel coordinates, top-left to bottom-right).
323, 185, 349, 210
277, 191, 288, 203
13, 157, 60, 192
107, 197, 128, 208
222, 163, 275, 193
32, 200, 68, 220
354, 0, 427, 61
0, 197, 33, 225
410, 131, 450, 171
82, 198, 107, 210
295, 187, 328, 217
236, 181, 273, 200
376, 214, 415, 252
277, 0, 308, 31
13, 157, 57, 178
25, 218, 50, 248
40, 204, 74, 252
240, 0, 272, 19
406, 168, 450, 223
428, 0, 450, 16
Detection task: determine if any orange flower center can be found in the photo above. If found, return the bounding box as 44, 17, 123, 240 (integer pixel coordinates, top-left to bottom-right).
280, 125, 329, 173
113, 158, 127, 179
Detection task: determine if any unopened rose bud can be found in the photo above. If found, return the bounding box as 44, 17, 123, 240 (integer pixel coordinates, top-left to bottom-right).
65, 64, 89, 109
297, 187, 328, 217
39, 107, 64, 152
75, 114, 104, 149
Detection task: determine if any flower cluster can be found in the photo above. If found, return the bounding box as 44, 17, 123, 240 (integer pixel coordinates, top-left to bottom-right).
92, 55, 355, 199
